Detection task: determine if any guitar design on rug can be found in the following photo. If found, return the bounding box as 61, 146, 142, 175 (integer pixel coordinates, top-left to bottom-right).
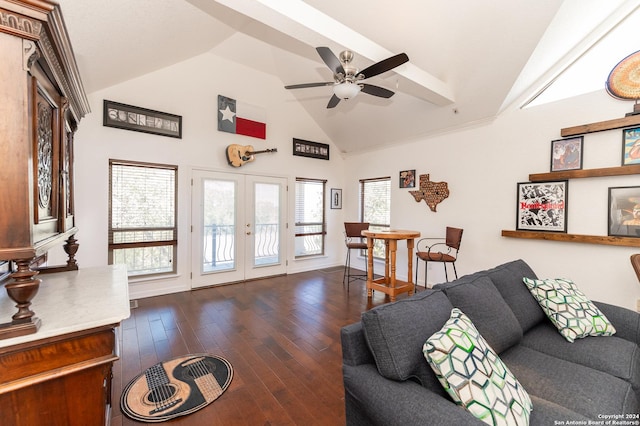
226, 144, 277, 167
121, 354, 233, 422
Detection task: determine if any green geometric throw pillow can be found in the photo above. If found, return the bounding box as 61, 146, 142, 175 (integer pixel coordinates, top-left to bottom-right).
423, 308, 533, 426
522, 277, 616, 343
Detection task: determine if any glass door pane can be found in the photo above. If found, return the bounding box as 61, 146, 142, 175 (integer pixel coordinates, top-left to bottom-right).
253, 182, 280, 267
203, 178, 236, 272
191, 170, 244, 288
244, 175, 286, 280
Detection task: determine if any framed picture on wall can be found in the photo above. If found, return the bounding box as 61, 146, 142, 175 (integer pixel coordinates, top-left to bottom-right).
550, 136, 583, 172
293, 138, 329, 160
608, 185, 640, 237
622, 127, 640, 165
330, 188, 342, 209
103, 100, 182, 138
399, 170, 415, 188
516, 181, 568, 232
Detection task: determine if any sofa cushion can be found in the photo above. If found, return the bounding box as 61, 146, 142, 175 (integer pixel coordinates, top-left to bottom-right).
484, 260, 545, 333
424, 308, 532, 425
437, 275, 523, 353
522, 321, 640, 390
527, 396, 590, 424
523, 278, 616, 342
360, 289, 453, 392
500, 345, 640, 418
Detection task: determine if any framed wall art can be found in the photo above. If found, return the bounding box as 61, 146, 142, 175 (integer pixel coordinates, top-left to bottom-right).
293, 138, 329, 160
330, 188, 342, 209
608, 185, 640, 237
103, 100, 182, 139
399, 170, 415, 188
622, 126, 640, 165
516, 181, 568, 232
550, 136, 583, 172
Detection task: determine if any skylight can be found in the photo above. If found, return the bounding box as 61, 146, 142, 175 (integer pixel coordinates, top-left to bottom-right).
528, 6, 640, 108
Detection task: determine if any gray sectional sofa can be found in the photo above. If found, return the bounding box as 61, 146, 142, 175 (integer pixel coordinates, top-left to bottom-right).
341, 259, 640, 425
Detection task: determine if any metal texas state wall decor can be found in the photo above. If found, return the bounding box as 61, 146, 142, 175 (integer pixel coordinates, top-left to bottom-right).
409, 174, 450, 212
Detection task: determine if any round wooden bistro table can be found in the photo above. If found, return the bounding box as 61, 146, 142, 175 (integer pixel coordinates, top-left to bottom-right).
361, 229, 421, 302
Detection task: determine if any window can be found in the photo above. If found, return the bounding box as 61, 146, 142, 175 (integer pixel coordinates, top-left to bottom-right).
294, 178, 326, 257
109, 160, 177, 277
360, 176, 391, 258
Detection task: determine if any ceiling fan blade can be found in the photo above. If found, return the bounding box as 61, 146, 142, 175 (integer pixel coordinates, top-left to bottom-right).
285, 82, 334, 89
360, 84, 395, 98
327, 94, 341, 109
359, 53, 409, 79
316, 47, 345, 75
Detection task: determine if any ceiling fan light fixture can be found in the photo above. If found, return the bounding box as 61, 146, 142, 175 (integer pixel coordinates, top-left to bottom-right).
333, 82, 361, 100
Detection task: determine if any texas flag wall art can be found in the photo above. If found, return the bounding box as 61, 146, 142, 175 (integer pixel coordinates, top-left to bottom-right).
217, 95, 266, 139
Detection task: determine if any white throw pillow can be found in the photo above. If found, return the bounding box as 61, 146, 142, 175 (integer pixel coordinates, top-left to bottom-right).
523, 277, 616, 343
423, 308, 532, 426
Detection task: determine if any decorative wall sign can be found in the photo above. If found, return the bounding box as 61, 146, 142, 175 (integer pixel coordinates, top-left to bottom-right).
606, 49, 640, 116
293, 138, 329, 160
409, 174, 449, 212
217, 95, 266, 139
516, 181, 567, 232
550, 136, 583, 172
103, 100, 182, 138
608, 185, 640, 237
330, 188, 342, 209
399, 170, 415, 188
622, 127, 640, 165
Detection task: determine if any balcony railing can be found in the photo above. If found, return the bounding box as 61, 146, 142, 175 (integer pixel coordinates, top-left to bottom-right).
203, 223, 280, 271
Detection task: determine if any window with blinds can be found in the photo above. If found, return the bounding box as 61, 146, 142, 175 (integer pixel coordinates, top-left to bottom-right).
109, 159, 177, 277
360, 176, 391, 258
294, 178, 326, 257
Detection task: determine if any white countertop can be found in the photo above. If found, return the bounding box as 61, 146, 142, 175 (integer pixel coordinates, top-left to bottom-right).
0, 264, 130, 348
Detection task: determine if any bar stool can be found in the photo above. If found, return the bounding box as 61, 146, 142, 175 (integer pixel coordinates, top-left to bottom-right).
343, 222, 369, 291
415, 226, 463, 289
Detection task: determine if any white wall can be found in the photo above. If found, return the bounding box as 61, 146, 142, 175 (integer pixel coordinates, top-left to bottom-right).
344, 89, 640, 310
59, 47, 640, 309
61, 51, 347, 299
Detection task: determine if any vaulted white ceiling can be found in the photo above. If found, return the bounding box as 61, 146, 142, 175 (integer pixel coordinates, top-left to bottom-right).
56, 0, 640, 154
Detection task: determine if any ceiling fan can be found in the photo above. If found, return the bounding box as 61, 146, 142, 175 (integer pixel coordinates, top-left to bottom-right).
284, 47, 409, 109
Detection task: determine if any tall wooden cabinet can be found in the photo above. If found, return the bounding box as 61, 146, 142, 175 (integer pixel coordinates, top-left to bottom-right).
0, 0, 89, 338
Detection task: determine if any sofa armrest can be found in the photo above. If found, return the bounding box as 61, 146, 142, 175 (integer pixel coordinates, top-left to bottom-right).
341, 321, 375, 366
343, 363, 483, 426
594, 300, 640, 345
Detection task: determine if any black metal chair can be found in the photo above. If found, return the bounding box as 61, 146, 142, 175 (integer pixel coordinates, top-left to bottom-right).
415, 226, 463, 289
343, 222, 369, 291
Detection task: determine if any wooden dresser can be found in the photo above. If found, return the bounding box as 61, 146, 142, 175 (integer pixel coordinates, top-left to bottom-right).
0, 0, 90, 337
0, 265, 130, 426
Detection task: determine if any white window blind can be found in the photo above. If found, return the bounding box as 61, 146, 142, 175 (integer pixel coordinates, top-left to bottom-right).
109, 160, 177, 277
360, 177, 391, 228
294, 178, 326, 257
360, 177, 391, 258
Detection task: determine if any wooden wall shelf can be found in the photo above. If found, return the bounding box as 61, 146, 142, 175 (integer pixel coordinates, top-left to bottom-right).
529, 164, 640, 181
561, 114, 640, 137
501, 230, 640, 247
506, 115, 640, 248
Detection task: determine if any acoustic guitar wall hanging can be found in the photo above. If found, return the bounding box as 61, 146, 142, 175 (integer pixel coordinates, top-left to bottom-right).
409, 174, 450, 212
226, 144, 277, 167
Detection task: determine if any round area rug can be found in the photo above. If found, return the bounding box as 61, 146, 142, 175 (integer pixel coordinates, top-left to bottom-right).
121, 354, 233, 423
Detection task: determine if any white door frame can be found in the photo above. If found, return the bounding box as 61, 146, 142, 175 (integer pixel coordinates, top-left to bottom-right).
191, 168, 287, 288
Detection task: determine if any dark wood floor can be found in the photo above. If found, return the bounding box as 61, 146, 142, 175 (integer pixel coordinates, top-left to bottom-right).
110, 267, 397, 426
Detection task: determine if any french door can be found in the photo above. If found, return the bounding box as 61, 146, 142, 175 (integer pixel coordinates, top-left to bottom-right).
191, 170, 287, 288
